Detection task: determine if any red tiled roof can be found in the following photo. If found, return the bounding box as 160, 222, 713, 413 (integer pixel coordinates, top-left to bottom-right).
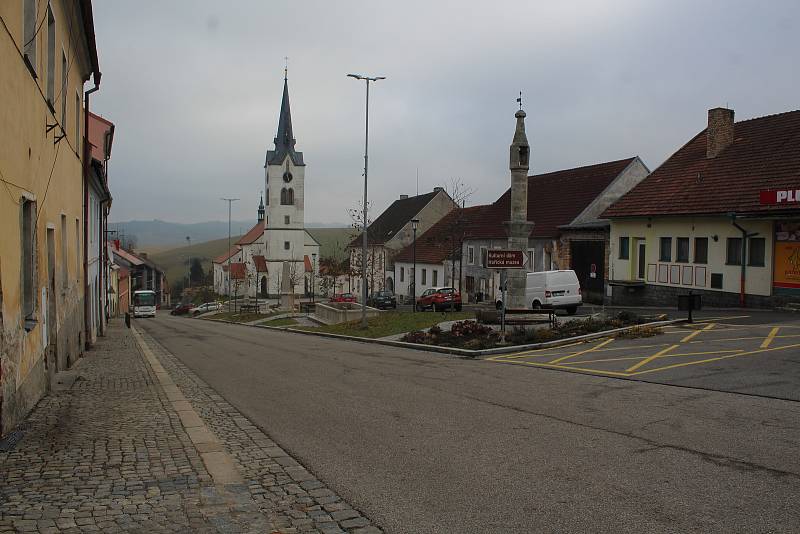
253, 255, 268, 272
471, 157, 637, 239
304, 255, 312, 273
236, 222, 264, 245
213, 245, 241, 264
394, 206, 487, 264
113, 248, 144, 266
604, 110, 800, 217
229, 262, 246, 280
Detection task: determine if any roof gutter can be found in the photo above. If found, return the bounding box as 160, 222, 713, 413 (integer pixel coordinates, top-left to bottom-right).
729, 213, 759, 308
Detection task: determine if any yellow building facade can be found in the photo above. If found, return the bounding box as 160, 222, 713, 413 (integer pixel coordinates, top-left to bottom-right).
0, 0, 99, 435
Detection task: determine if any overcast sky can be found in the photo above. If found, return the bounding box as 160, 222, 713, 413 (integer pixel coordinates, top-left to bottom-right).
93, 0, 799, 226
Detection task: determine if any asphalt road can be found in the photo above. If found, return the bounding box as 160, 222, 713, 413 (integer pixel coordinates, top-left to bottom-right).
140, 314, 800, 534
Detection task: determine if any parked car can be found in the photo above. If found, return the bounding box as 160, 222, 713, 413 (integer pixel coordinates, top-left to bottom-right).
416, 287, 462, 312
524, 269, 582, 315
171, 303, 193, 316
191, 302, 223, 316
367, 290, 397, 309
329, 293, 357, 303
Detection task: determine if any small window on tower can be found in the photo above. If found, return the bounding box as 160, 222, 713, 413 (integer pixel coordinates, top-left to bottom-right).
284, 215, 290, 225
284, 241, 290, 250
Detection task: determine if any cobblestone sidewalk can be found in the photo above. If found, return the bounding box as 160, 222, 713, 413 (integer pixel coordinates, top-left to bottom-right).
0, 320, 381, 534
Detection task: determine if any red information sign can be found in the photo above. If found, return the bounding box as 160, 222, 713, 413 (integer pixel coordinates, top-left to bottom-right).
487, 249, 528, 269
760, 189, 800, 205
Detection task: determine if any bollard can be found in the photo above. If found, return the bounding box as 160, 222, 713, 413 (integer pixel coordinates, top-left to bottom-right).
125, 312, 131, 328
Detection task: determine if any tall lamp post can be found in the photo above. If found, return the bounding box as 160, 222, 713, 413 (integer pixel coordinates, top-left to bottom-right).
348, 73, 385, 328
411, 218, 419, 312
221, 197, 239, 312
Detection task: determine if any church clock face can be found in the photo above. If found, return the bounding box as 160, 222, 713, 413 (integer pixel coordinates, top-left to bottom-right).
283, 170, 293, 183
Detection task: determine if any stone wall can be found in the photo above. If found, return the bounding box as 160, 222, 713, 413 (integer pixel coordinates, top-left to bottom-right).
608, 283, 791, 309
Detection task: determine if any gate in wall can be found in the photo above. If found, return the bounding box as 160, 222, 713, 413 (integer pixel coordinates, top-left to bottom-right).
569, 240, 605, 304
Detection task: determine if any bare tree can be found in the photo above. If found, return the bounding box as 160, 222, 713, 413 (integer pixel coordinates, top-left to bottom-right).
347, 201, 380, 297
440, 178, 476, 292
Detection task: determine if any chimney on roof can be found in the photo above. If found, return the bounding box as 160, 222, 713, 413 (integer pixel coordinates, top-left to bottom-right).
399, 194, 409, 199
707, 107, 734, 158
433, 186, 444, 192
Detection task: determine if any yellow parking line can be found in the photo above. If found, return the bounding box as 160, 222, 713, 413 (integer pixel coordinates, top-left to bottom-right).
681, 322, 715, 343
760, 327, 780, 348
628, 341, 800, 376
694, 315, 750, 323
563, 348, 744, 366
496, 359, 632, 377
500, 341, 585, 359
626, 344, 679, 372
548, 338, 614, 364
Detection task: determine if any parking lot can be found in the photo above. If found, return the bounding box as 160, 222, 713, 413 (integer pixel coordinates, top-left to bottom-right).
489, 311, 800, 400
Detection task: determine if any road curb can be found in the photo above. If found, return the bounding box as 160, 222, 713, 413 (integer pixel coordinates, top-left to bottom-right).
198, 316, 686, 358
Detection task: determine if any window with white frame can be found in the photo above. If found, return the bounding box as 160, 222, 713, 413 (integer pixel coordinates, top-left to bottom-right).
432, 269, 438, 286
61, 51, 67, 126
527, 248, 535, 270
468, 246, 474, 264
400, 267, 404, 282
421, 268, 427, 285
61, 215, 67, 289
480, 247, 488, 268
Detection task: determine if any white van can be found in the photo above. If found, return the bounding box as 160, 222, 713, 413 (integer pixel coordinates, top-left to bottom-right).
525, 270, 582, 314
494, 270, 583, 314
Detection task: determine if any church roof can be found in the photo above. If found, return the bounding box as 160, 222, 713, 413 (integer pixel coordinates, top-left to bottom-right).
213, 245, 241, 264
253, 255, 268, 273
236, 222, 264, 245
265, 77, 305, 167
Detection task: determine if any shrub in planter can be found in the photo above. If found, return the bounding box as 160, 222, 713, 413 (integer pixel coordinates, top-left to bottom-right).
450, 320, 496, 338
428, 324, 443, 336
403, 330, 427, 344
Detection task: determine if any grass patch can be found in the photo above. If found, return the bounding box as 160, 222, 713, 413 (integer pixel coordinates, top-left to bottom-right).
262, 317, 298, 327
298, 310, 474, 339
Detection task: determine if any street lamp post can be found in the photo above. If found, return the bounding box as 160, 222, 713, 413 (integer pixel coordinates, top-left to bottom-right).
348, 73, 385, 329
411, 218, 419, 312
221, 197, 239, 313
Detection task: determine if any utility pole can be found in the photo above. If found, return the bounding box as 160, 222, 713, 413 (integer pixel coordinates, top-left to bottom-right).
348, 73, 385, 328
221, 197, 239, 312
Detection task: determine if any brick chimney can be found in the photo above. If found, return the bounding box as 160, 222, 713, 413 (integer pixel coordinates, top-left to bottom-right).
707, 107, 734, 158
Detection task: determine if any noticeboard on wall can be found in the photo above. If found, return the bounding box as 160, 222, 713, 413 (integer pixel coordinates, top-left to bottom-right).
774, 222, 800, 289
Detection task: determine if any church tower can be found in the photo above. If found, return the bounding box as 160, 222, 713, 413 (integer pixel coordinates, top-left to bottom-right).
505, 105, 534, 308
257, 194, 265, 222
263, 72, 307, 281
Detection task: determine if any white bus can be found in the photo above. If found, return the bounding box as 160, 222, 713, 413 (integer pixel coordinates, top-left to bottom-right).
132, 290, 157, 318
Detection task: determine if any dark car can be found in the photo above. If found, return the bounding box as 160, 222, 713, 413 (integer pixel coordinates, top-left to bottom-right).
171, 303, 193, 316
367, 290, 397, 310
416, 287, 463, 312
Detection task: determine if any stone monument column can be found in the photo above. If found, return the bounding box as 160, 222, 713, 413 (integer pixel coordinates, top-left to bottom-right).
505, 108, 534, 309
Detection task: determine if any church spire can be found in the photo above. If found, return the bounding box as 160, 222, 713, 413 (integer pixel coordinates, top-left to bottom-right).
265, 72, 305, 167
257, 193, 265, 222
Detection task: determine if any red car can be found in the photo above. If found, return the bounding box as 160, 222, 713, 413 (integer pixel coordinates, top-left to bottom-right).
170, 303, 193, 316
330, 292, 357, 303
416, 287, 462, 312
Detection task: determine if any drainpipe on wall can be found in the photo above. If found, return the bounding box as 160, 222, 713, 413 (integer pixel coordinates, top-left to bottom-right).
730, 213, 759, 308
83, 82, 100, 349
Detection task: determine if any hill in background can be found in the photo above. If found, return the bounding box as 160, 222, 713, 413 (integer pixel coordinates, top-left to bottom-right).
110, 219, 348, 250
148, 227, 353, 287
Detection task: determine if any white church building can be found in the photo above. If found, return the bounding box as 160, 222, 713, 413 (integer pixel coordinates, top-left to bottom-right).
213, 74, 320, 299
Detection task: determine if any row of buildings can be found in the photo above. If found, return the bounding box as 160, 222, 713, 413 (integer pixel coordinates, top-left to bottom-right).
0, 0, 147, 437
345, 105, 800, 310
